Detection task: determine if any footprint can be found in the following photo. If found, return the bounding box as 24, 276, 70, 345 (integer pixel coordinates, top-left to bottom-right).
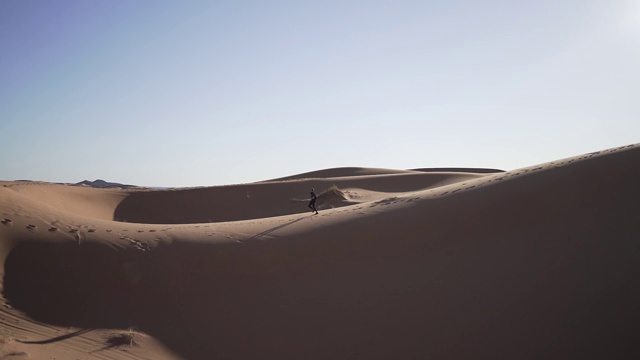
26, 224, 37, 231
48, 227, 58, 232
1, 218, 12, 224
88, 229, 97, 233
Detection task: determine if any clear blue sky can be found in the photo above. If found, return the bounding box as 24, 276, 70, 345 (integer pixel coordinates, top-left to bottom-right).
1, 1, 638, 187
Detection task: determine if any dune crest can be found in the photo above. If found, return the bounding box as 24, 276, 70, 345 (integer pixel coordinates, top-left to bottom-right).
0, 144, 638, 359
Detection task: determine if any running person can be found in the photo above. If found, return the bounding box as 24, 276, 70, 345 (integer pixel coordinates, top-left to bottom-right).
309, 188, 318, 214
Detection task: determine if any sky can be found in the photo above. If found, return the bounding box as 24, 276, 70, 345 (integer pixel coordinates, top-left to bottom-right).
1, 0, 638, 187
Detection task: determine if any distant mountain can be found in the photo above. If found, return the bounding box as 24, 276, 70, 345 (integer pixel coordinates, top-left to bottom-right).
75, 179, 138, 189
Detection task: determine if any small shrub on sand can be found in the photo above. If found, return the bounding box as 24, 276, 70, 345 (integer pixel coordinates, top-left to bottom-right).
106, 328, 139, 347
2, 351, 27, 357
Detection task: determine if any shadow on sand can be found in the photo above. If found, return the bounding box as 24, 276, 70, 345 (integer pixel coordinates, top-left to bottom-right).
246, 215, 313, 241
17, 328, 94, 345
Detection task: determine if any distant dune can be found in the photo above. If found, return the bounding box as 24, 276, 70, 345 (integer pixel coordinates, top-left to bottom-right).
411, 167, 505, 173
267, 166, 504, 182
0, 143, 639, 359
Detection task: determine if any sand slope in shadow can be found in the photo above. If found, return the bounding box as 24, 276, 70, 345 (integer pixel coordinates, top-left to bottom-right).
0, 145, 638, 359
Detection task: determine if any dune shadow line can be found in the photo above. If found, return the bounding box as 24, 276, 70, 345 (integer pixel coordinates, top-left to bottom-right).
17, 328, 94, 345
246, 215, 311, 241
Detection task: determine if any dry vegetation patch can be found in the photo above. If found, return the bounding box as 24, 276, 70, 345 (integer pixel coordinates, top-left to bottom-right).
105, 328, 140, 347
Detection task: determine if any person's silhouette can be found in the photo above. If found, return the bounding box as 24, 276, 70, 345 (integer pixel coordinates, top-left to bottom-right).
309, 188, 318, 214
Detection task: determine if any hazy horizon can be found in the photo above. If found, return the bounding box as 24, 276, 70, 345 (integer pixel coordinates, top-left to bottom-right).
1, 1, 638, 187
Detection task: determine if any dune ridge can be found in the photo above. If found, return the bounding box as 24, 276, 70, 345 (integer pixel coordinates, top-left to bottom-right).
0, 143, 638, 359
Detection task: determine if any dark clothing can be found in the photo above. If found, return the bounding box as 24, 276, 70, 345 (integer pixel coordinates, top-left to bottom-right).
309, 191, 318, 214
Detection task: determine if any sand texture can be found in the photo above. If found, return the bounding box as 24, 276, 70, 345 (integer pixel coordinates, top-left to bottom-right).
0, 144, 639, 359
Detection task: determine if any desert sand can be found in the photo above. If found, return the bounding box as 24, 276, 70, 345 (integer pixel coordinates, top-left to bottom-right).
0, 143, 639, 359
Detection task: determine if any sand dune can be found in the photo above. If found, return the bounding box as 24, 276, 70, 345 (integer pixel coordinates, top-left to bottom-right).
114, 170, 489, 224
267, 166, 503, 181
265, 166, 420, 181
0, 144, 639, 359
